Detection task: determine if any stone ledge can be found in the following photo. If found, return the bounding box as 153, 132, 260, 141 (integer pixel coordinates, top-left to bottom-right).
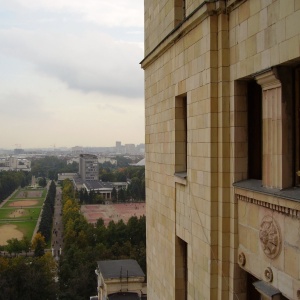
234, 179, 300, 218
174, 172, 187, 185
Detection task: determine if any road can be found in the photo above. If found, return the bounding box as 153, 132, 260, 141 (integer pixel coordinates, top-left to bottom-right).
51, 186, 63, 259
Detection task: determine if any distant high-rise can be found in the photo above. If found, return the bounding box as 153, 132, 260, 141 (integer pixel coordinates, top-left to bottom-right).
79, 154, 98, 181
115, 141, 122, 153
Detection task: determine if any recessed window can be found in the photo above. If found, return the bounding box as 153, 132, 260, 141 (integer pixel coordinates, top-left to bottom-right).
295, 68, 300, 186
175, 94, 187, 174
174, 0, 186, 27
236, 67, 300, 189
247, 80, 262, 180
175, 236, 187, 300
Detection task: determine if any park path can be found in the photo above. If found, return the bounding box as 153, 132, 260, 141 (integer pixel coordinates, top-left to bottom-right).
50, 186, 63, 259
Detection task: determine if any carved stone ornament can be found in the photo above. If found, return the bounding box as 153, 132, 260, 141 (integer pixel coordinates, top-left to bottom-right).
259, 215, 281, 259
264, 267, 273, 282
238, 252, 246, 266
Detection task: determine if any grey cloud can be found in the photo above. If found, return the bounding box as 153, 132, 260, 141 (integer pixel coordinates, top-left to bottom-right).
0, 92, 51, 120
0, 29, 144, 99
12, 0, 144, 28
97, 103, 127, 114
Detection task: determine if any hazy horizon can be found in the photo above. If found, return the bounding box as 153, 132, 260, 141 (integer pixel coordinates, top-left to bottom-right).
0, 0, 145, 149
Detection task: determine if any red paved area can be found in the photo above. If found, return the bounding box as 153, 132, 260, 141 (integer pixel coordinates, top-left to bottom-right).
81, 202, 146, 225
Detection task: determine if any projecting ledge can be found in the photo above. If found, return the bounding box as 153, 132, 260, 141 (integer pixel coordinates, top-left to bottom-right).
174, 172, 187, 185
253, 281, 281, 299
233, 179, 300, 202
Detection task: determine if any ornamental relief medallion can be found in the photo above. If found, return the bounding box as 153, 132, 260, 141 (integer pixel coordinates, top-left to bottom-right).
259, 215, 281, 259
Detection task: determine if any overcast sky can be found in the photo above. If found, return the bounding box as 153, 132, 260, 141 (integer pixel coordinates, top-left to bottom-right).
0, 0, 144, 149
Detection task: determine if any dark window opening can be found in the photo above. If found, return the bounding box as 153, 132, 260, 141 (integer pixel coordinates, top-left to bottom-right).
247, 80, 262, 180
175, 236, 187, 300
295, 68, 300, 186
174, 0, 186, 26
175, 95, 187, 173
247, 273, 260, 300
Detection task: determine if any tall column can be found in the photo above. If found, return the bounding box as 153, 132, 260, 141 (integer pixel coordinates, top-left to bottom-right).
256, 68, 293, 189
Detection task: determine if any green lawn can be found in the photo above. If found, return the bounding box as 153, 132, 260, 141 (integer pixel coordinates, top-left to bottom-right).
0, 187, 47, 241
0, 207, 41, 220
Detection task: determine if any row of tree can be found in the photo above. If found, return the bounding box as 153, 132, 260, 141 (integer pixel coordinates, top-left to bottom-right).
99, 165, 144, 182
0, 170, 31, 203
31, 156, 78, 180
38, 181, 56, 243
1, 232, 47, 258
59, 179, 146, 299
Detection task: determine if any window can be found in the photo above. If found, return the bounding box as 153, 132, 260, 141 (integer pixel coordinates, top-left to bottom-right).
174, 0, 186, 27
175, 95, 187, 174
175, 236, 187, 300
247, 80, 262, 180
295, 68, 300, 186
235, 66, 299, 189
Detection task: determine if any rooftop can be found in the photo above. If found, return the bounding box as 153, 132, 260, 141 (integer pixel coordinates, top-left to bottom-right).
97, 259, 145, 279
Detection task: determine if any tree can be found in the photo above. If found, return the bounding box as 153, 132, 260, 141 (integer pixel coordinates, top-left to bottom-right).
21, 236, 31, 256
32, 233, 46, 257
38, 177, 47, 187
6, 238, 22, 256
111, 187, 117, 202
118, 188, 126, 202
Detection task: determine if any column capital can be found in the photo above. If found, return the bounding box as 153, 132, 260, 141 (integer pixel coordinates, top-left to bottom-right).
255, 69, 281, 90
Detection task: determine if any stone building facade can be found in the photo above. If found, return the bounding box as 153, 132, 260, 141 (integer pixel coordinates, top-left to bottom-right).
141, 0, 300, 299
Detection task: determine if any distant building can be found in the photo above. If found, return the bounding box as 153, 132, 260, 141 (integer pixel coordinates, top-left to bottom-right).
124, 144, 135, 155
116, 141, 121, 152
95, 259, 146, 300
79, 154, 99, 181
0, 156, 31, 172
14, 148, 24, 155
98, 156, 117, 165
67, 157, 79, 165
57, 173, 78, 184
71, 146, 83, 155
130, 158, 145, 167
84, 181, 114, 200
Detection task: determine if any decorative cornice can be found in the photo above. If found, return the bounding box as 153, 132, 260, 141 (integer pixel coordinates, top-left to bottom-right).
236, 193, 300, 219
141, 1, 224, 69
255, 69, 281, 91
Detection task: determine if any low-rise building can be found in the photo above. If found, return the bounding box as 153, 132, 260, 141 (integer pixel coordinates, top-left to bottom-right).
84, 181, 114, 200
95, 259, 146, 300
57, 173, 78, 184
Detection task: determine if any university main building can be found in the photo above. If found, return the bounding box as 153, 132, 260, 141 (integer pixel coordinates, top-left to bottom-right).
141, 0, 300, 299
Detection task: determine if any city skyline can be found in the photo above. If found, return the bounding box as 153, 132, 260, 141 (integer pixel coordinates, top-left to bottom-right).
0, 0, 144, 149
0, 141, 145, 151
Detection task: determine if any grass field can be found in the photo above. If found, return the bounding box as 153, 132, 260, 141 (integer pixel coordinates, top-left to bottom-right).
0, 207, 41, 220
0, 187, 47, 245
